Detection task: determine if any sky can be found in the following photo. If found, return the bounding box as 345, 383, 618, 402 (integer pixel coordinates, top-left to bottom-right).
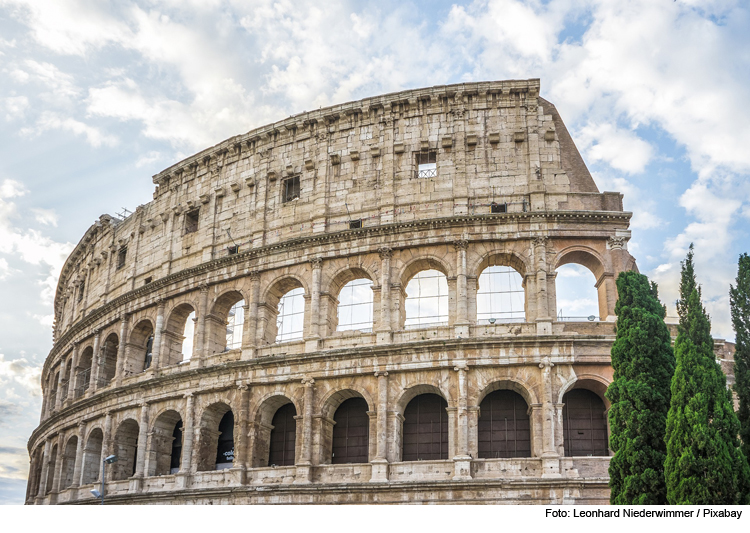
1, 0, 749, 505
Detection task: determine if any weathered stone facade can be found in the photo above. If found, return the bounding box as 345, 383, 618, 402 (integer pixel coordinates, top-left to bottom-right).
28, 79, 645, 505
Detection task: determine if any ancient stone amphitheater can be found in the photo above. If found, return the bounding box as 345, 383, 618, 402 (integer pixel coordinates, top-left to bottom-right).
27, 79, 644, 504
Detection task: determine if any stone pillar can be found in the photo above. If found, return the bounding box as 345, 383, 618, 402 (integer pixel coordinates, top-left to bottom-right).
90, 330, 102, 393
242, 272, 260, 360
71, 421, 86, 488
235, 385, 250, 482
454, 239, 470, 337
67, 343, 79, 403
177, 393, 195, 488
467, 406, 480, 459
533, 236, 552, 334
193, 284, 209, 368
306, 258, 322, 352
51, 433, 65, 494
36, 439, 51, 500
295, 378, 314, 483
453, 364, 472, 480
376, 247, 392, 344
370, 371, 389, 482
133, 403, 150, 480
54, 362, 66, 410
151, 300, 165, 369
114, 314, 130, 386
539, 357, 561, 477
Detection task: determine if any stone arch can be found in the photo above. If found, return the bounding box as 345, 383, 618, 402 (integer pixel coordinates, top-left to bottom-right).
317, 388, 374, 465
259, 276, 307, 344
560, 378, 610, 458
147, 409, 183, 476
477, 379, 538, 408
81, 427, 103, 485
75, 346, 94, 398
206, 289, 246, 355
100, 332, 119, 384
554, 246, 612, 320
112, 418, 139, 481
477, 389, 531, 459
400, 257, 452, 329
395, 383, 451, 413
28, 445, 44, 500
124, 319, 154, 376
163, 302, 196, 366
473, 250, 530, 279
327, 266, 377, 335
61, 435, 78, 489
557, 375, 611, 408
401, 393, 449, 462
251, 393, 298, 468
398, 254, 453, 287
45, 443, 58, 494
196, 402, 234, 471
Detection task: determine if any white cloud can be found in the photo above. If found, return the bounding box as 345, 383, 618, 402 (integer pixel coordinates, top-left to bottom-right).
3, 95, 28, 120
0, 354, 41, 400
21, 111, 117, 147
578, 123, 653, 174
30, 208, 57, 227
0, 179, 27, 199
0, 258, 13, 280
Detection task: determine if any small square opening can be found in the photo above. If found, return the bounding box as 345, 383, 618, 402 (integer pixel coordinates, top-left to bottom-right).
416, 151, 437, 178
228, 245, 239, 255
185, 208, 199, 234
117, 247, 127, 269
349, 219, 362, 229
491, 202, 507, 214
283, 176, 300, 203
144, 277, 152, 285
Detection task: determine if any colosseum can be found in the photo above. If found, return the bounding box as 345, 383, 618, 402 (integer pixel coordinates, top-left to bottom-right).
27, 78, 677, 505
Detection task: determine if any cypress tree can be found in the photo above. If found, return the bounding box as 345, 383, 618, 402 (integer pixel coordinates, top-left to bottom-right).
730, 253, 750, 459
664, 244, 750, 504
606, 271, 674, 504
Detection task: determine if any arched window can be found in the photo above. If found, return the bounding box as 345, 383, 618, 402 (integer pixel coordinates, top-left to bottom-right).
148, 410, 182, 477
332, 398, 369, 464
181, 311, 195, 361
563, 389, 608, 457
276, 288, 304, 343
112, 419, 139, 481
143, 335, 154, 370
478, 390, 530, 458
225, 300, 244, 350
100, 333, 119, 383
45, 444, 58, 494
337, 279, 374, 332
402, 394, 448, 461
62, 436, 78, 489
75, 347, 93, 398
477, 266, 525, 323
555, 258, 601, 321
215, 411, 235, 470
269, 404, 297, 466
404, 270, 449, 329
81, 428, 103, 485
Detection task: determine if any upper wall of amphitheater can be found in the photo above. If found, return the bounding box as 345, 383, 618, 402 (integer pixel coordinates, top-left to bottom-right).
49, 79, 632, 368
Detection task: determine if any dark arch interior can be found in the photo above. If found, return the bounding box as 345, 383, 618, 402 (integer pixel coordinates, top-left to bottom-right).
170, 420, 183, 473
332, 397, 369, 464
269, 403, 296, 466
402, 393, 448, 461
215, 411, 235, 469
563, 389, 608, 457
478, 390, 530, 458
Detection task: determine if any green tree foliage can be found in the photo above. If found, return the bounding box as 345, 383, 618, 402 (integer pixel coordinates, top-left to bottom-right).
730, 253, 750, 459
665, 245, 750, 504
606, 271, 675, 504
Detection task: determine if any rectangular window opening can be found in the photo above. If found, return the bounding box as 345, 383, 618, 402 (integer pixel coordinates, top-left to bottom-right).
416, 151, 437, 179
283, 176, 301, 203
228, 245, 239, 255
144, 276, 152, 285
349, 219, 362, 229
184, 208, 200, 234
117, 247, 127, 270
77, 281, 85, 302
491, 202, 507, 214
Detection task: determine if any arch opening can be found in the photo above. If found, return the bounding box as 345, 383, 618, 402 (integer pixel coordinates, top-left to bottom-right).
45, 444, 57, 494
476, 265, 525, 324
207, 291, 245, 354
404, 270, 449, 329
125, 320, 154, 375
148, 410, 183, 477
331, 397, 369, 464
336, 279, 374, 332
75, 347, 93, 398
196, 403, 234, 471
269, 403, 297, 467
81, 428, 103, 485
562, 389, 608, 457
276, 288, 304, 343
112, 419, 139, 481
478, 390, 530, 458
61, 435, 78, 489
402, 393, 448, 461
163, 303, 196, 366
100, 333, 119, 384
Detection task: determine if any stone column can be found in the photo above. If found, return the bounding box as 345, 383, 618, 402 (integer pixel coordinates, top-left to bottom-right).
71, 421, 86, 488
241, 272, 260, 360
306, 258, 322, 352
454, 239, 470, 337
36, 439, 51, 500
67, 343, 79, 403
177, 393, 195, 488
539, 357, 561, 477
235, 384, 250, 483
151, 300, 165, 369
295, 378, 314, 483
371, 371, 389, 482
114, 314, 130, 386
533, 236, 552, 334
54, 361, 66, 410
89, 330, 102, 393
376, 247, 392, 344
453, 364, 472, 480
193, 284, 209, 368
51, 433, 65, 494
102, 412, 113, 482
133, 403, 150, 481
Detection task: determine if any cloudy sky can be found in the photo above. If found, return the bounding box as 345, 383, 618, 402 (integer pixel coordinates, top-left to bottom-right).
1, 0, 749, 504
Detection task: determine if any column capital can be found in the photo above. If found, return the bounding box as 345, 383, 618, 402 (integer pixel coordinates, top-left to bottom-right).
538, 357, 555, 369
378, 247, 393, 259
374, 371, 389, 378
183, 392, 194, 399
301, 377, 315, 386
531, 235, 549, 248
453, 362, 469, 372
453, 239, 469, 251
156, 297, 166, 309
120, 313, 131, 323
199, 283, 209, 293
249, 270, 261, 281
310, 257, 323, 269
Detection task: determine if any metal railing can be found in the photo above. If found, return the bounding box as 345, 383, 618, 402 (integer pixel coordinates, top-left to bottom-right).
416, 168, 437, 179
